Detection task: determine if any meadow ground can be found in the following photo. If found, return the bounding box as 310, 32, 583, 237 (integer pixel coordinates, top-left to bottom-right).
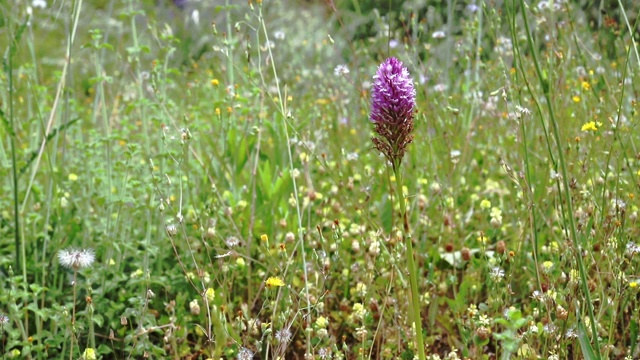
1, 0, 640, 359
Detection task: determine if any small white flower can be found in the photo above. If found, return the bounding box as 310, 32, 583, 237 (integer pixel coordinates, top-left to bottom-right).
32, 0, 46, 8
274, 30, 285, 40
516, 105, 531, 115
58, 248, 95, 269
189, 299, 200, 315
626, 242, 640, 255
531, 290, 545, 301
0, 314, 8, 325
478, 314, 491, 326
489, 266, 505, 280
318, 347, 331, 359
334, 64, 350, 77
225, 236, 240, 247
432, 30, 446, 39
166, 224, 178, 236
263, 40, 275, 49
433, 83, 448, 92
612, 198, 626, 210
191, 9, 199, 26
544, 323, 557, 334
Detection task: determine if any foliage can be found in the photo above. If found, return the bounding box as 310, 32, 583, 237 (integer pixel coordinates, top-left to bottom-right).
1, 0, 639, 359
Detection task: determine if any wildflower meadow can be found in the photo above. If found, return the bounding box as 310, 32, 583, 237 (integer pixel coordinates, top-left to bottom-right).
1, 0, 640, 359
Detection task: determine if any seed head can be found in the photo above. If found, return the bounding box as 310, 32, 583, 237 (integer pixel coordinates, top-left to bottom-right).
275, 328, 292, 343
370, 57, 416, 170
58, 248, 95, 270
237, 347, 253, 360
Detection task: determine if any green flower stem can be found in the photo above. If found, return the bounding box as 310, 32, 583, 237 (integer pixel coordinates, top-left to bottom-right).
394, 166, 426, 360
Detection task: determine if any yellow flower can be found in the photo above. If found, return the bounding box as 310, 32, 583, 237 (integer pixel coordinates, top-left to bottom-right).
265, 276, 285, 288
581, 81, 590, 91
260, 234, 269, 242
353, 303, 366, 320
477, 234, 488, 244
82, 348, 97, 360
581, 121, 600, 132
572, 95, 581, 103
210, 79, 219, 86
480, 199, 491, 210
68, 173, 78, 181
315, 316, 328, 328
205, 288, 215, 302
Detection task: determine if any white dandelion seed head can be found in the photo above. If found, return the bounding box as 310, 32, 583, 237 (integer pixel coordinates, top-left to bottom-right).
237, 347, 253, 360
0, 314, 8, 325
58, 248, 95, 269
275, 328, 292, 343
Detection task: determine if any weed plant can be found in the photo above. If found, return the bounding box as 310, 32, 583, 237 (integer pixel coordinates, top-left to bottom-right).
1, 0, 639, 359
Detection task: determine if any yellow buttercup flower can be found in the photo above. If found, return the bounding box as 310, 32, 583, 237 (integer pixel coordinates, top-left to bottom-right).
266, 276, 285, 288
581, 121, 601, 132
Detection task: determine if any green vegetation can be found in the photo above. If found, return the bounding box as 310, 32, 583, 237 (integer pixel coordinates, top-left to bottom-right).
1, 0, 639, 359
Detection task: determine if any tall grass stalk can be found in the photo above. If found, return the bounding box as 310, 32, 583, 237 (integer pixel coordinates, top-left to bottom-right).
513, 0, 601, 356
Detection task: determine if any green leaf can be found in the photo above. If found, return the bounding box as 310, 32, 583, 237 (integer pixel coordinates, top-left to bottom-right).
380, 194, 393, 233
258, 159, 273, 198
631, 320, 638, 355
92, 313, 104, 327
577, 319, 599, 360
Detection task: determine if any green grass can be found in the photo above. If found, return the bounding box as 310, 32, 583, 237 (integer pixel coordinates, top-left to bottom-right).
1, 0, 640, 359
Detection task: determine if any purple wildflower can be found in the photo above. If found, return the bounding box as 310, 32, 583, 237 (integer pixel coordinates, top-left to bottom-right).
369, 57, 416, 170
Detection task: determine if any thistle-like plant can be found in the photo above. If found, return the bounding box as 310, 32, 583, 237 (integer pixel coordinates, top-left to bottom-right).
370, 57, 425, 360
